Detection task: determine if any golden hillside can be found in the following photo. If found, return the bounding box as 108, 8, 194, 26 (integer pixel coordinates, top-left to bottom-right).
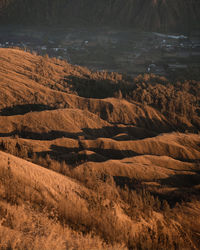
0, 48, 200, 249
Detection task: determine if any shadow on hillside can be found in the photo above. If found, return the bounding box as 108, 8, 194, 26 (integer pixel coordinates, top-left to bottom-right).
51, 144, 108, 164
113, 176, 142, 189
0, 130, 84, 140
83, 126, 157, 140
35, 148, 107, 165
150, 172, 200, 206
35, 144, 141, 165
114, 172, 200, 190
134, 115, 175, 133
159, 173, 200, 188
86, 147, 140, 159
0, 104, 55, 116
113, 173, 200, 207
65, 75, 120, 99
0, 125, 158, 141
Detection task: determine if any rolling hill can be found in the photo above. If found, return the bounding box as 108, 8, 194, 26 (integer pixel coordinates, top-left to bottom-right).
0, 47, 200, 249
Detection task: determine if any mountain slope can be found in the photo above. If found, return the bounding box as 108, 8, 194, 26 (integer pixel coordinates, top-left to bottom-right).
1, 48, 200, 132
1, 150, 200, 250
0, 48, 174, 131
0, 47, 200, 249
0, 151, 128, 250
0, 0, 200, 33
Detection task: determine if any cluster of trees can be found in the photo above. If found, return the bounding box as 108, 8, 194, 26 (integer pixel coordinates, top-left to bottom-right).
1, 0, 200, 33
128, 75, 200, 130
61, 69, 200, 131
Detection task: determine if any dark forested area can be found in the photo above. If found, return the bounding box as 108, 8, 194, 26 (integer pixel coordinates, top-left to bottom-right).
0, 0, 200, 33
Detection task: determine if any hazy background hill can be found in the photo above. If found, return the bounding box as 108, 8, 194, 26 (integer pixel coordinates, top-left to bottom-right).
1, 0, 200, 34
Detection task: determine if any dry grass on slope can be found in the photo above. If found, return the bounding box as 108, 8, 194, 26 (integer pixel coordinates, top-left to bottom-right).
72, 132, 200, 193
0, 48, 173, 131
0, 201, 125, 250
0, 131, 199, 181
0, 152, 164, 249
0, 48, 87, 113
0, 151, 164, 249
0, 151, 88, 206
75, 156, 196, 183
0, 48, 200, 249
0, 151, 199, 249
0, 108, 110, 135
0, 151, 129, 250
82, 132, 200, 161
